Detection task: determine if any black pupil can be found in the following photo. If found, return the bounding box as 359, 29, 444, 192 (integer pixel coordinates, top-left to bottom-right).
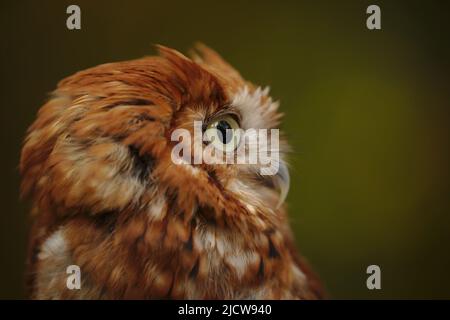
216, 120, 232, 144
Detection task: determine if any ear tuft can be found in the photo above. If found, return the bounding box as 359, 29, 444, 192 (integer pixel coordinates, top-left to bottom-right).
155, 44, 227, 106
188, 43, 247, 91
156, 44, 191, 62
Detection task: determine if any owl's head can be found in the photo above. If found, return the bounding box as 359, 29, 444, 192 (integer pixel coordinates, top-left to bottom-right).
20, 45, 290, 228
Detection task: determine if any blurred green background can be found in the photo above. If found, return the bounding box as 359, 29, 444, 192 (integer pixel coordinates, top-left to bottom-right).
1, 0, 449, 299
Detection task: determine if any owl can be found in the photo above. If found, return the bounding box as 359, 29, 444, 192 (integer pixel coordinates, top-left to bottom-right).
20, 44, 324, 299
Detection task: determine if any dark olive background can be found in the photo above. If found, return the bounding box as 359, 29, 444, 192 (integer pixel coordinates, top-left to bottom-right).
1, 0, 449, 299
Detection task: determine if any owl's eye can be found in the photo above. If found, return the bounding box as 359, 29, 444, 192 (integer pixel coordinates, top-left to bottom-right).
204, 115, 241, 152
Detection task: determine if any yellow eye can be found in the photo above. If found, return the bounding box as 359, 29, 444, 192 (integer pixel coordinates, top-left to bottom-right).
204, 115, 241, 152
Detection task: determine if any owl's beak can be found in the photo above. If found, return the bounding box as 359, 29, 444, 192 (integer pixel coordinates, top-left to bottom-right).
274, 162, 290, 209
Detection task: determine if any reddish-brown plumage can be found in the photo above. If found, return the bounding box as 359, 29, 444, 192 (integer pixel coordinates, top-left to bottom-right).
20, 44, 324, 299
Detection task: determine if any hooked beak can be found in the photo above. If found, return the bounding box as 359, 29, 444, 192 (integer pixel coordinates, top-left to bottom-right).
273, 161, 290, 209
259, 162, 290, 209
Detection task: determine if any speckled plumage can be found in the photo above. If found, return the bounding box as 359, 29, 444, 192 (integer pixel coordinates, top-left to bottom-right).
20, 44, 324, 299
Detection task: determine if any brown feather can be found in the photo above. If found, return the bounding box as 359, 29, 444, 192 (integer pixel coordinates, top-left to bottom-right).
20, 44, 324, 299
